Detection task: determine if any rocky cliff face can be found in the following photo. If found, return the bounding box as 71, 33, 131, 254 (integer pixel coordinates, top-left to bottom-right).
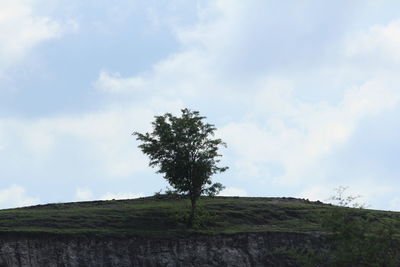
0, 232, 322, 267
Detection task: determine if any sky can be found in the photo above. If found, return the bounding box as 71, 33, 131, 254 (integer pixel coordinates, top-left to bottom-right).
0, 0, 400, 210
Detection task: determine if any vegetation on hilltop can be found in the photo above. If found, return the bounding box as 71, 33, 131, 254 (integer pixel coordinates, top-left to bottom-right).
0, 196, 327, 237
0, 196, 399, 265
0, 196, 397, 237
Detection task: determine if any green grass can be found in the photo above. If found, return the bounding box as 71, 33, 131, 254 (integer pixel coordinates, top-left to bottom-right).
0, 195, 399, 238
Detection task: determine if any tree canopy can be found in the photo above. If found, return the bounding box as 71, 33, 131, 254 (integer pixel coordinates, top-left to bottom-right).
133, 108, 228, 226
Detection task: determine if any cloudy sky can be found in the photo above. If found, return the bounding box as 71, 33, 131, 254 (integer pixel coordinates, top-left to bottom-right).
1, 0, 400, 210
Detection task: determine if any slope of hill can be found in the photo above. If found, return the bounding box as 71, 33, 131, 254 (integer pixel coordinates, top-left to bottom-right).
0, 196, 399, 266
0, 196, 333, 236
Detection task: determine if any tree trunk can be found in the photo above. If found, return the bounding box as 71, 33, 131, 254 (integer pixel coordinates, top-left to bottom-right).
188, 197, 197, 228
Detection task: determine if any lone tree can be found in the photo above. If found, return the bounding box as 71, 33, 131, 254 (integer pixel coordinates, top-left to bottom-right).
133, 108, 228, 226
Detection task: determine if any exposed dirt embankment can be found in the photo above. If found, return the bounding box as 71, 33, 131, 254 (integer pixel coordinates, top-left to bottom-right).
0, 232, 323, 267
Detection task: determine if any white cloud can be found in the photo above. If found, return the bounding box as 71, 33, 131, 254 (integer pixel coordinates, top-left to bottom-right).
299, 182, 397, 210
219, 77, 400, 185
298, 186, 333, 203
75, 188, 93, 201
23, 120, 56, 157
0, 185, 39, 209
91, 3, 400, 191
346, 19, 400, 63
346, 182, 396, 209
0, 0, 77, 76
75, 188, 144, 201
0, 100, 183, 178
389, 197, 400, 212
219, 187, 247, 197
100, 192, 144, 200
94, 70, 146, 93
91, 1, 257, 98
93, 49, 218, 97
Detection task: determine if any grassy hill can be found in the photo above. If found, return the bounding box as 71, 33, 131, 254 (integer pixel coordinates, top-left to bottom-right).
0, 195, 399, 238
